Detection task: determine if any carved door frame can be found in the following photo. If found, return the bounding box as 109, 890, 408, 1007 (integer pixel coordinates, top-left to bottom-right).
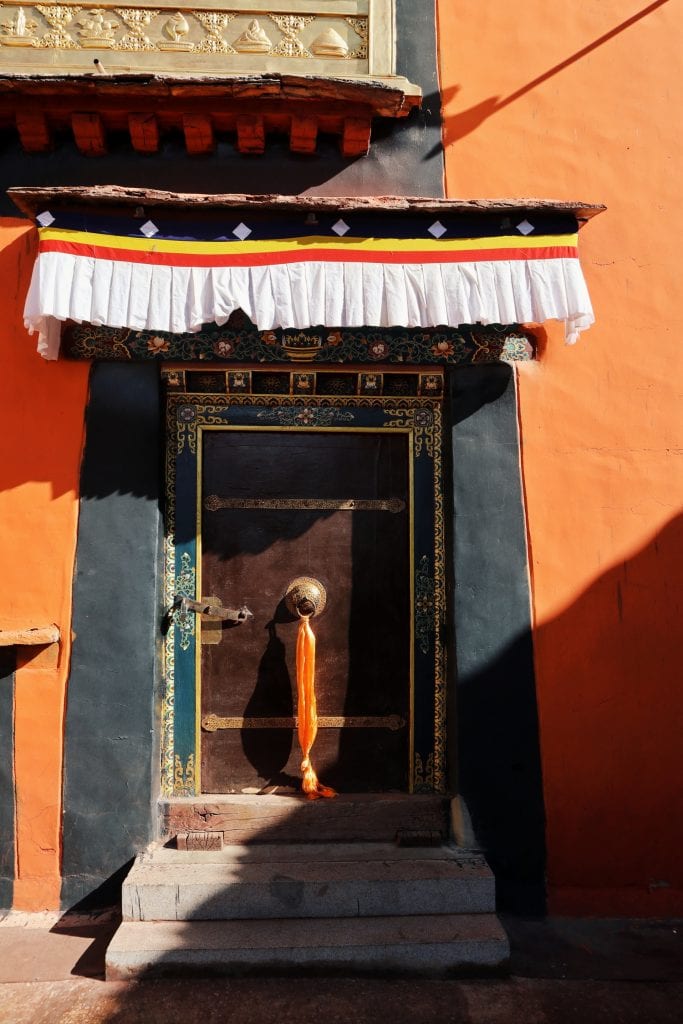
162, 386, 447, 797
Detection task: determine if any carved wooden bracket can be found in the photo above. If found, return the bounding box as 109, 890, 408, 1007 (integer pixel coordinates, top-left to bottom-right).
0, 72, 419, 157
0, 1, 421, 156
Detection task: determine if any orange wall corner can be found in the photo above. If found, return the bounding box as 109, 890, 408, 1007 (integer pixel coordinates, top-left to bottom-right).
0, 219, 90, 910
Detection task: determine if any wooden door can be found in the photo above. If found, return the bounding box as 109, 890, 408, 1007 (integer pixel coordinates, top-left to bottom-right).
199, 430, 410, 794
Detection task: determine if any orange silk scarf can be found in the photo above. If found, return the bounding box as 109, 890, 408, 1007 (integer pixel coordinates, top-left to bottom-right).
295, 615, 336, 800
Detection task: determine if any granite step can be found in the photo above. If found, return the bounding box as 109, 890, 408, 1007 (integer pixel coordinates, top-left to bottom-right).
106, 913, 510, 979
122, 843, 495, 922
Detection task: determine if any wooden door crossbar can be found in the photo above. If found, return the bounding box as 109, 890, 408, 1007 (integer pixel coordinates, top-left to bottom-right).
202, 713, 406, 732
204, 496, 405, 513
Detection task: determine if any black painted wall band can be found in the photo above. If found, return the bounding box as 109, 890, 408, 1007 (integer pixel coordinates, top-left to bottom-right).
0, 648, 16, 911
448, 364, 546, 913
60, 364, 162, 909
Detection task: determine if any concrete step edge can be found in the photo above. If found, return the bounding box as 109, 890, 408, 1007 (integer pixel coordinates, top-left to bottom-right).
106, 914, 510, 979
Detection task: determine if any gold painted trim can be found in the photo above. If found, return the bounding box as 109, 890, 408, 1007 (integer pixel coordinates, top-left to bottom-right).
165, 394, 446, 797
194, 424, 204, 794
204, 495, 405, 513
202, 714, 406, 732
408, 426, 415, 793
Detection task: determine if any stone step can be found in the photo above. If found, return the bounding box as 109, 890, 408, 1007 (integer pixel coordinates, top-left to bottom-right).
122, 843, 495, 922
106, 913, 510, 980
160, 794, 449, 845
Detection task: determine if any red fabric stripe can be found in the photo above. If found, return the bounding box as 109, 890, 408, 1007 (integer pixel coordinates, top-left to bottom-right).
39, 239, 579, 267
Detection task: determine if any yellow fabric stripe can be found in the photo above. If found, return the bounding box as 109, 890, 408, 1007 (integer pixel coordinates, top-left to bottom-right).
39, 228, 579, 255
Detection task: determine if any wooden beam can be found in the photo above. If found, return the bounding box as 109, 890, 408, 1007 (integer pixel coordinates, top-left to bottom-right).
128, 113, 160, 154
6, 186, 608, 224
0, 625, 60, 647
182, 113, 214, 155
15, 111, 51, 153
290, 115, 318, 154
341, 117, 372, 158
71, 112, 107, 156
236, 115, 265, 155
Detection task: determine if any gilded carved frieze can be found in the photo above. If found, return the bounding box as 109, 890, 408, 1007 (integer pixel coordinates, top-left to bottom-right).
0, 0, 386, 78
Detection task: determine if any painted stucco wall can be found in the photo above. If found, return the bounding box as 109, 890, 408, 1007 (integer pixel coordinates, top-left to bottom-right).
437, 0, 683, 914
0, 221, 90, 909
0, 1, 444, 911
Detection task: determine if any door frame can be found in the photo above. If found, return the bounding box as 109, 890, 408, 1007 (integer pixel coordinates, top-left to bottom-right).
163, 389, 447, 797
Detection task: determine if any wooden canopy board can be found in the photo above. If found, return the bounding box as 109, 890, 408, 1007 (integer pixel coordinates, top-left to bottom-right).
164, 383, 446, 798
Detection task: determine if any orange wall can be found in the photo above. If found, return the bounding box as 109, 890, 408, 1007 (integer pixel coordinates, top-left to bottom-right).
437, 1, 683, 914
0, 221, 90, 909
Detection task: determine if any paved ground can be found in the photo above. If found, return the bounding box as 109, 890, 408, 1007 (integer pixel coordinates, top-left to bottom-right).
0, 912, 680, 1023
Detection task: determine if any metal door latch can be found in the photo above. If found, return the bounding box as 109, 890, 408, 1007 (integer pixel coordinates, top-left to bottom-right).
173, 595, 253, 624
163, 594, 253, 637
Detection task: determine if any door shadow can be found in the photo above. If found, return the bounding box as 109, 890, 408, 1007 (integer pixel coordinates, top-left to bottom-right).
240, 614, 297, 791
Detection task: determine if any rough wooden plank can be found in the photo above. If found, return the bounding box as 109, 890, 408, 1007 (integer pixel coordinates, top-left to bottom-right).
183, 114, 214, 155
7, 185, 607, 222
71, 112, 107, 156
236, 115, 265, 155
290, 115, 318, 154
0, 73, 418, 119
128, 113, 160, 154
15, 110, 51, 153
160, 795, 449, 845
341, 116, 372, 158
0, 625, 60, 647
176, 831, 223, 852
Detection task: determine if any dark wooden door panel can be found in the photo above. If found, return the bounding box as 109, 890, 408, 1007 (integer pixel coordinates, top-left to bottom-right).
200, 430, 410, 794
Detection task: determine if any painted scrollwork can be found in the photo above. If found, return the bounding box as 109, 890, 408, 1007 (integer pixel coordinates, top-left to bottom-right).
344, 15, 367, 59
194, 10, 235, 53
115, 7, 158, 50
35, 4, 79, 48
0, 4, 373, 63
269, 13, 313, 58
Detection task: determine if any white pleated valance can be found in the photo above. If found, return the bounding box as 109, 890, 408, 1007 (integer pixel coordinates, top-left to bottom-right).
23, 211, 595, 359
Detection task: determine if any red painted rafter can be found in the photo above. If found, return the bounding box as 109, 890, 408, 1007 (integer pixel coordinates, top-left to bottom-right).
0, 73, 419, 158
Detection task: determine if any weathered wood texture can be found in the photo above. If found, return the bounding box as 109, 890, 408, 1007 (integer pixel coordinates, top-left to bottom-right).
128, 113, 160, 154
71, 113, 107, 157
183, 114, 215, 155
160, 795, 450, 844
15, 111, 51, 153
176, 831, 224, 851
8, 184, 606, 223
0, 625, 60, 647
0, 73, 419, 157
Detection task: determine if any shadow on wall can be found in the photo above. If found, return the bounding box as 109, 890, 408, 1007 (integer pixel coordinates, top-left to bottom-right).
457, 508, 683, 916
532, 510, 683, 911
48, 511, 683, 1000
431, 0, 672, 156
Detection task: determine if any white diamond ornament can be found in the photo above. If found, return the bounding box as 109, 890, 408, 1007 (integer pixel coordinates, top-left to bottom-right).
332, 219, 350, 236
232, 222, 252, 240
36, 211, 55, 227
516, 219, 535, 235
428, 220, 447, 238
140, 220, 159, 238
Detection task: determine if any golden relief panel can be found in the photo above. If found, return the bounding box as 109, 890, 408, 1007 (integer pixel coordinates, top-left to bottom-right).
0, 0, 381, 74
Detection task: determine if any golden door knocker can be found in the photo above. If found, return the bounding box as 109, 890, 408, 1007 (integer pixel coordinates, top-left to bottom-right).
284, 576, 327, 619
284, 576, 335, 799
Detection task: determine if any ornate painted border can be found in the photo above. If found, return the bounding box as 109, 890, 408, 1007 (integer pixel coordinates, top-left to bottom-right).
64, 317, 534, 366
163, 393, 446, 796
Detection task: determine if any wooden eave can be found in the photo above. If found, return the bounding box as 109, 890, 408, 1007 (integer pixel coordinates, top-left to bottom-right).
8, 184, 606, 225
0, 72, 421, 157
